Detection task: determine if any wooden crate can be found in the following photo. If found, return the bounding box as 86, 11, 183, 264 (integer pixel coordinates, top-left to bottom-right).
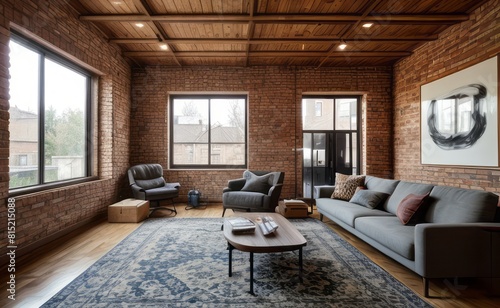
276, 200, 309, 218
108, 198, 149, 223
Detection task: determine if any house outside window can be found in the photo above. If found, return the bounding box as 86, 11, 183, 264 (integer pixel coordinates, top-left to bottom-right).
170, 95, 247, 169
8, 35, 93, 190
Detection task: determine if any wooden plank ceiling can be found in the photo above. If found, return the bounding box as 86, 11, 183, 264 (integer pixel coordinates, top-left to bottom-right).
69, 0, 488, 67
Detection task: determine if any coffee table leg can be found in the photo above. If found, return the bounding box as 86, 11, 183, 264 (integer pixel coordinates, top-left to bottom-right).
228, 243, 233, 277
249, 252, 254, 295
299, 247, 303, 283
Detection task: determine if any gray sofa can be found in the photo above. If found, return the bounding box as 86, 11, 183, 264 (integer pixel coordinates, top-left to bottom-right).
316, 175, 500, 297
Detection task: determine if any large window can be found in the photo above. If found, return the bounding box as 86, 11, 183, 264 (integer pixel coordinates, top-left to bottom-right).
170, 95, 247, 168
9, 35, 92, 190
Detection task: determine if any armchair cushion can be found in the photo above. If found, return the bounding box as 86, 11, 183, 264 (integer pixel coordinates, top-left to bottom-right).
241, 172, 274, 194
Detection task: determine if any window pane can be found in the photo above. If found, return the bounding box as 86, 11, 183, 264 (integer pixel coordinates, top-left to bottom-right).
9, 41, 40, 188
302, 98, 333, 130
172, 99, 209, 165
352, 132, 358, 174
210, 98, 245, 143
335, 99, 357, 130
44, 59, 87, 182
173, 143, 208, 165
171, 96, 247, 168
211, 144, 245, 165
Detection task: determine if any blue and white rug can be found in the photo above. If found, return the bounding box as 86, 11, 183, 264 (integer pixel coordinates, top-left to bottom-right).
42, 218, 431, 307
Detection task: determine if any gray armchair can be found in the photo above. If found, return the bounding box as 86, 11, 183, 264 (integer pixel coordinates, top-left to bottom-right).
128, 164, 180, 216
222, 170, 285, 217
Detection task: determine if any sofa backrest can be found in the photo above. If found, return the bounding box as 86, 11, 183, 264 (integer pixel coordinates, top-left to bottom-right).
384, 181, 435, 215
365, 176, 400, 194
364, 176, 400, 209
425, 185, 499, 223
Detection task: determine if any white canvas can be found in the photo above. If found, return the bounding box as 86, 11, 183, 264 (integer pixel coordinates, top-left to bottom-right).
421, 56, 498, 167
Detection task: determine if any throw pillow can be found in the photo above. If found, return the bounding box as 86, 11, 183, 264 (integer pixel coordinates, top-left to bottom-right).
241, 172, 274, 194
350, 189, 389, 209
331, 173, 366, 201
396, 193, 430, 225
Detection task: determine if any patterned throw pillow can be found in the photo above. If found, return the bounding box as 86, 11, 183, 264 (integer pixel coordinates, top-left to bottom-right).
331, 173, 366, 201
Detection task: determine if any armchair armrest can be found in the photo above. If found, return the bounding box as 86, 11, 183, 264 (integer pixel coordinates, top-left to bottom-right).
130, 183, 145, 192
225, 178, 246, 191
165, 182, 181, 189
414, 223, 498, 278
268, 183, 283, 196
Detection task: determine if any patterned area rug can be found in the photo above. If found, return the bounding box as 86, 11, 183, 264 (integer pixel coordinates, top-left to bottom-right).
42, 218, 431, 307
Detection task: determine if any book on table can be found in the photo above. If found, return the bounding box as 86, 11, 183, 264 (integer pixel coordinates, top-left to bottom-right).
226, 217, 256, 233
258, 216, 279, 235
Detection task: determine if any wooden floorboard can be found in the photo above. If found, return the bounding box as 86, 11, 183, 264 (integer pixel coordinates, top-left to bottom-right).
1, 203, 499, 307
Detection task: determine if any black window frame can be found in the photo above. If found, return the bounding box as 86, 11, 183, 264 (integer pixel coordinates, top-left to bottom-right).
169, 94, 248, 169
8, 32, 94, 195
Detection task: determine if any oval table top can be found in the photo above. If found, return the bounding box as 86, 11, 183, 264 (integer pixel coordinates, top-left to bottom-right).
223, 212, 307, 253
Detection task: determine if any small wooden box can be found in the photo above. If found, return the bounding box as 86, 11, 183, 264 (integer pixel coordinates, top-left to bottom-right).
108, 198, 149, 223
276, 200, 309, 218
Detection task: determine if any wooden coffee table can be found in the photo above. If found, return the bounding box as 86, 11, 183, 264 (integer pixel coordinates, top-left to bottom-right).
223, 212, 307, 295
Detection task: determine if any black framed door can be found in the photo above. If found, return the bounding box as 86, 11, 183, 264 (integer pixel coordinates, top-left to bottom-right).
302, 96, 361, 200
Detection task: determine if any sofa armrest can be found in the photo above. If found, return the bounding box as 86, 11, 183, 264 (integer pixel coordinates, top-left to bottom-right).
414, 223, 498, 278
315, 185, 335, 198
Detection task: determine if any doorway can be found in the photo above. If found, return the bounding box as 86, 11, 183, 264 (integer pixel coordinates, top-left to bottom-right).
302, 96, 361, 200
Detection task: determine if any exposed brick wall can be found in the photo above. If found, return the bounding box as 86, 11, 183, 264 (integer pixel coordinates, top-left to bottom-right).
393, 0, 500, 192
0, 0, 131, 256
130, 66, 393, 201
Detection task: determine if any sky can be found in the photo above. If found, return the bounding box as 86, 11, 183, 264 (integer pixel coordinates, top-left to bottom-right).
9, 40, 87, 116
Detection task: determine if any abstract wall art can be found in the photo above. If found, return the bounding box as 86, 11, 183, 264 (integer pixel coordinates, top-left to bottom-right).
421, 56, 498, 167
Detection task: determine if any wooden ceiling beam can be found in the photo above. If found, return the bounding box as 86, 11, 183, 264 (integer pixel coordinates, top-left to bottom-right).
130, 0, 181, 66
123, 51, 411, 58
80, 13, 469, 24
245, 0, 257, 66
110, 37, 437, 45
317, 0, 384, 68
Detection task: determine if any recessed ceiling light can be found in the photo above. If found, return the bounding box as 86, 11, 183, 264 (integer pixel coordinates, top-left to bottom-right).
362, 23, 373, 28
135, 23, 144, 28
338, 40, 347, 50
111, 0, 123, 5
160, 44, 168, 50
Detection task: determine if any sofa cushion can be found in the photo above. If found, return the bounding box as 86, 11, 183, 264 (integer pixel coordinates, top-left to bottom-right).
364, 176, 400, 194
316, 198, 393, 227
355, 216, 416, 260
331, 173, 365, 201
396, 193, 430, 225
349, 189, 389, 209
384, 181, 434, 215
241, 172, 273, 194
426, 186, 499, 223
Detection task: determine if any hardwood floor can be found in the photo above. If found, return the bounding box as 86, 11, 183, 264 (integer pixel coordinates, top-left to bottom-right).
2, 203, 499, 307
